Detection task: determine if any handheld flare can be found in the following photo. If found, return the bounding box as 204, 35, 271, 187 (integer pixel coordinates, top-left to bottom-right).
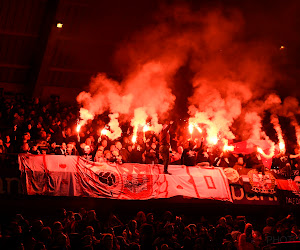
188, 124, 194, 134
223, 144, 234, 152
101, 128, 109, 136
257, 147, 264, 154
76, 124, 81, 133
279, 141, 285, 152
132, 135, 137, 144
208, 136, 218, 145
143, 124, 149, 132
195, 124, 202, 133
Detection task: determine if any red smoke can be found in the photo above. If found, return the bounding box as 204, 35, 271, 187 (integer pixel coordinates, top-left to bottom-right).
77, 3, 300, 150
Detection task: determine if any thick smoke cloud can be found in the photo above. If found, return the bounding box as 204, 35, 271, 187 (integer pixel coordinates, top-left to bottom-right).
77, 2, 299, 148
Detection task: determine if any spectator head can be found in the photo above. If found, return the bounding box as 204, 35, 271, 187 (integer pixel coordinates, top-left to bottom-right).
225, 215, 233, 225
67, 143, 74, 155
74, 213, 82, 221
32, 219, 44, 233
51, 142, 56, 149
87, 210, 97, 221
66, 127, 72, 136
66, 211, 75, 221
81, 235, 93, 247
140, 223, 154, 241
266, 217, 275, 227
128, 220, 137, 232
237, 156, 244, 165
34, 97, 39, 104
135, 211, 146, 225
224, 233, 233, 242
85, 138, 92, 146
146, 213, 154, 224
183, 141, 189, 149
46, 133, 51, 141
188, 141, 195, 149
21, 142, 30, 152
183, 226, 192, 237
112, 150, 119, 157
163, 211, 173, 223
40, 130, 47, 140
244, 223, 253, 235
177, 146, 183, 154
95, 150, 104, 159
188, 224, 197, 236
101, 233, 113, 250
219, 217, 226, 226
104, 150, 112, 161
110, 145, 116, 152
53, 221, 64, 233
85, 226, 94, 236
164, 223, 174, 236
15, 214, 25, 223
115, 141, 122, 150
79, 208, 87, 218
292, 225, 299, 233
123, 137, 129, 145
34, 242, 46, 250
101, 139, 108, 148
9, 221, 22, 235
161, 244, 169, 250
129, 242, 140, 250
41, 148, 47, 155
5, 135, 10, 143
41, 226, 52, 240
37, 122, 43, 129
24, 132, 31, 141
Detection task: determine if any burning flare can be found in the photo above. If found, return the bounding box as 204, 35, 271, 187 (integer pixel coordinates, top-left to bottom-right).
270, 114, 286, 154
208, 136, 218, 145
188, 124, 194, 134
223, 140, 234, 152
101, 128, 109, 136
195, 124, 202, 133
143, 124, 149, 132
132, 135, 137, 144
279, 141, 285, 152
76, 124, 81, 133
257, 146, 275, 159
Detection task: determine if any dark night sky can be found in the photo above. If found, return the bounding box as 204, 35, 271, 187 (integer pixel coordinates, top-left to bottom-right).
106, 0, 300, 94
73, 0, 300, 121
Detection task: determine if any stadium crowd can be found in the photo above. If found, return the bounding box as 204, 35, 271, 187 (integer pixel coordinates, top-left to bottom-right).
0, 95, 299, 173
0, 208, 299, 249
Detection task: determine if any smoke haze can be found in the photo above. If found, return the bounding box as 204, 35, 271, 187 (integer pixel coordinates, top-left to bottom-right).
77, 1, 300, 147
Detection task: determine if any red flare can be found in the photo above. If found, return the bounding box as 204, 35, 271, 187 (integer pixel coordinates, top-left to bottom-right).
76, 124, 81, 133
143, 124, 149, 132
223, 144, 234, 152
208, 136, 218, 145
101, 128, 109, 136
279, 141, 285, 152
195, 125, 202, 133
132, 135, 137, 144
188, 124, 194, 134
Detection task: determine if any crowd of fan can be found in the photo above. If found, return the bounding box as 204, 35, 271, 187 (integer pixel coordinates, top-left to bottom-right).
0, 95, 299, 173
1, 208, 299, 249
